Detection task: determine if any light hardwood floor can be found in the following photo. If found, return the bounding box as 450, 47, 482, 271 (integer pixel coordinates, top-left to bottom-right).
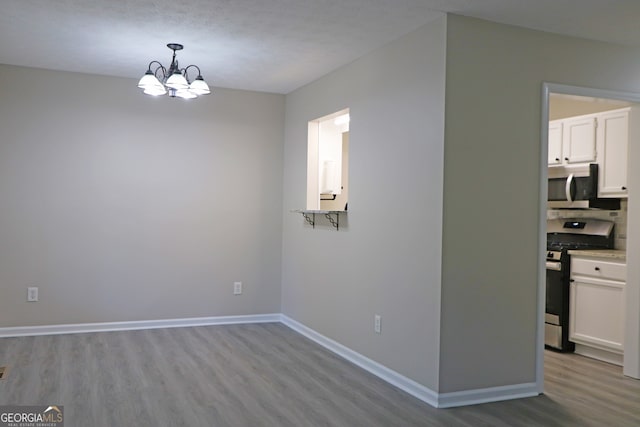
1, 323, 639, 426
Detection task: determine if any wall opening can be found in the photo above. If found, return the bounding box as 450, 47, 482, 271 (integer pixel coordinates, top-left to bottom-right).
538, 83, 640, 393
307, 108, 349, 211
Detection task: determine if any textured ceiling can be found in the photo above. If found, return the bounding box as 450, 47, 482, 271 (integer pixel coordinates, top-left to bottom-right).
0, 0, 639, 94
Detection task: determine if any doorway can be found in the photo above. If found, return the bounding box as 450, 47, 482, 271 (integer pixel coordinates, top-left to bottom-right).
538, 83, 640, 390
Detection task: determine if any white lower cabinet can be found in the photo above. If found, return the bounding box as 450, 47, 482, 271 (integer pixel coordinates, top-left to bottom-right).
569, 255, 626, 365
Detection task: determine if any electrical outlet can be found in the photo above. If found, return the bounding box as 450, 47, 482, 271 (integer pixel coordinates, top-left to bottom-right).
233, 281, 242, 295
27, 287, 39, 302
374, 314, 381, 334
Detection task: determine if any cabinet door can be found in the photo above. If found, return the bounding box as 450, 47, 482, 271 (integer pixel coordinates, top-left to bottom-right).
562, 116, 597, 164
570, 277, 624, 353
548, 121, 563, 166
597, 110, 629, 197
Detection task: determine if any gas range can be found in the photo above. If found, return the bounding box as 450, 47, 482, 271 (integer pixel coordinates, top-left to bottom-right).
545, 218, 615, 351
547, 218, 614, 251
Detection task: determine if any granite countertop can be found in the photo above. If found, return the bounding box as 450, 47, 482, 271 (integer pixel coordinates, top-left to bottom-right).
567, 249, 627, 261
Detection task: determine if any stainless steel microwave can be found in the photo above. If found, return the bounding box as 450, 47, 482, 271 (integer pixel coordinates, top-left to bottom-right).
548, 163, 597, 208
548, 164, 619, 209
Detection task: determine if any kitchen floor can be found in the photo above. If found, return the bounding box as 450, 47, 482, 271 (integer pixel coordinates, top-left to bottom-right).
544, 349, 640, 425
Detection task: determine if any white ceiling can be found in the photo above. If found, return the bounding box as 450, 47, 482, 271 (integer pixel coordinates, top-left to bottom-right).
1, 0, 639, 94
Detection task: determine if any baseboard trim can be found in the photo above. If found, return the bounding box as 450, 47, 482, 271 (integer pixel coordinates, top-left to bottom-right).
0, 312, 540, 409
280, 314, 440, 407
0, 313, 281, 338
436, 382, 539, 408
280, 315, 540, 408
575, 343, 623, 366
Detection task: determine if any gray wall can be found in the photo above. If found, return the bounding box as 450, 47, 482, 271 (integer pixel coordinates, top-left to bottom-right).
441, 15, 640, 393
281, 18, 447, 390
0, 65, 285, 326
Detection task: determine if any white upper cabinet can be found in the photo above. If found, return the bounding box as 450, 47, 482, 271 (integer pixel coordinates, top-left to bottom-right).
597, 109, 629, 197
548, 107, 634, 198
562, 116, 597, 164
548, 120, 563, 165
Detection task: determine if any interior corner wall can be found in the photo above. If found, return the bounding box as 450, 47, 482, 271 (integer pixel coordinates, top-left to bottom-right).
0, 65, 285, 327
440, 14, 640, 393
281, 16, 447, 390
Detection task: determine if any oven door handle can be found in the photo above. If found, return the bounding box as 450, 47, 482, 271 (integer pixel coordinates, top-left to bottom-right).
565, 173, 574, 202
546, 261, 562, 271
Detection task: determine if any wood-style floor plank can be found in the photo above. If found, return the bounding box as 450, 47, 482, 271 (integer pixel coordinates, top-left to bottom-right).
0, 323, 639, 426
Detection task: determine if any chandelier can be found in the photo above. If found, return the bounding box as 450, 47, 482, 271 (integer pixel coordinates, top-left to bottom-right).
137, 43, 211, 99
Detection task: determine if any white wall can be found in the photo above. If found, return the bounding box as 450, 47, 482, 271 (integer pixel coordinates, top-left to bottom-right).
0, 65, 285, 326
318, 119, 344, 195
320, 132, 349, 211
281, 18, 447, 390
441, 14, 640, 393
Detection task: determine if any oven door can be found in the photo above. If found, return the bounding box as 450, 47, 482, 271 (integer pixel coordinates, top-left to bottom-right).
545, 260, 574, 351
545, 262, 563, 321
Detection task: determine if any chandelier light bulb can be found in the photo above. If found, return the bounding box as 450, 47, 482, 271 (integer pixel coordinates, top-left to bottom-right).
165, 71, 189, 90
143, 85, 167, 96
175, 89, 197, 99
138, 71, 161, 89
189, 76, 211, 95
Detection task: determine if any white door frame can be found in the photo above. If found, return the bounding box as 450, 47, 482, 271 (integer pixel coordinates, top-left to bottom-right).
538, 82, 640, 391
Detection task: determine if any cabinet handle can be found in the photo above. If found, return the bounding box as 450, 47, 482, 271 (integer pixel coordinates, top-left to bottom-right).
594, 267, 600, 271
622, 186, 627, 190
555, 158, 560, 162
564, 157, 569, 161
